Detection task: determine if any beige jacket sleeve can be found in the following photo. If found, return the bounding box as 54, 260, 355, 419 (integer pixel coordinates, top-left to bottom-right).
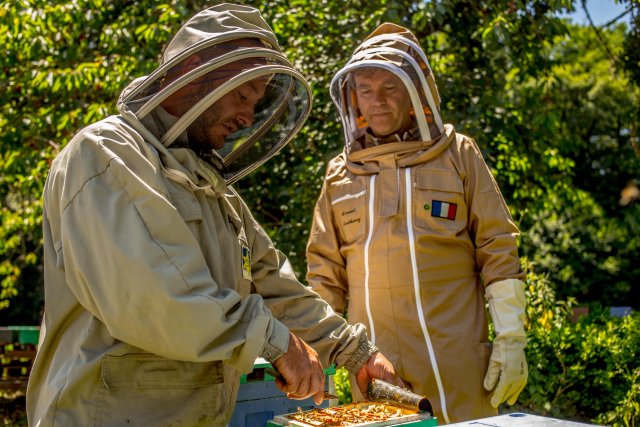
460, 137, 525, 285
305, 165, 350, 315
54, 128, 375, 374
231, 190, 373, 373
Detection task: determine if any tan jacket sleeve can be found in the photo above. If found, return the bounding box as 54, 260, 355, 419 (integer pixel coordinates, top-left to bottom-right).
460, 137, 525, 286
231, 190, 375, 374
305, 174, 350, 315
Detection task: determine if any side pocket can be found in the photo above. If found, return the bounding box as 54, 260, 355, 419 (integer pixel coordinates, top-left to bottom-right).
95, 354, 225, 426
330, 187, 367, 244
414, 170, 467, 233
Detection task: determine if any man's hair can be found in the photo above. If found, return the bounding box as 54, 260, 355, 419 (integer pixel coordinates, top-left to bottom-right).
351, 66, 380, 79
348, 64, 423, 106
164, 38, 270, 86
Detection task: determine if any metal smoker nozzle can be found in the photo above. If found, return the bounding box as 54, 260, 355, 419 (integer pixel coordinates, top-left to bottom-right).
367, 378, 433, 415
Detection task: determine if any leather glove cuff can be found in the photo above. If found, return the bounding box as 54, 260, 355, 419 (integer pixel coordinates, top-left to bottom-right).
485, 279, 527, 339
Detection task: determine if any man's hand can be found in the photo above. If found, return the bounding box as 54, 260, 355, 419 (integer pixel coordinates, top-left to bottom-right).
272, 332, 326, 405
355, 351, 405, 394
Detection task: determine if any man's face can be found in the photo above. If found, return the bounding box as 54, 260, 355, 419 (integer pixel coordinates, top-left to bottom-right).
353, 68, 412, 138
188, 77, 268, 150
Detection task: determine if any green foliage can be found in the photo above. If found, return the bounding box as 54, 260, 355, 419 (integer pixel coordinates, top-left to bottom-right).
333, 366, 353, 405
2, 0, 638, 320
596, 367, 640, 427
0, 0, 208, 322
237, 0, 640, 313
522, 309, 640, 425
235, 0, 414, 275
520, 260, 640, 426
506, 20, 640, 306
622, 1, 640, 86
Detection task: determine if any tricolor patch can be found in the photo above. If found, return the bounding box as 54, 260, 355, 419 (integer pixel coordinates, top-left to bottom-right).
431, 200, 457, 220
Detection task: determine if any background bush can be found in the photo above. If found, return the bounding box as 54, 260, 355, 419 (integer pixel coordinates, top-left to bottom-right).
520, 259, 640, 426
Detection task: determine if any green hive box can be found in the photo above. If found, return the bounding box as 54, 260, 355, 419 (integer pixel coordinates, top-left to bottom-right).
11, 326, 40, 345
0, 326, 40, 345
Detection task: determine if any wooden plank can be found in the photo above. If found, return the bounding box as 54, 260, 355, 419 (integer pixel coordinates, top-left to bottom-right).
0, 378, 28, 392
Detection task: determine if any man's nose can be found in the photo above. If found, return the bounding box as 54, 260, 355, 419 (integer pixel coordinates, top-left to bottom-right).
372, 90, 387, 105
236, 107, 254, 128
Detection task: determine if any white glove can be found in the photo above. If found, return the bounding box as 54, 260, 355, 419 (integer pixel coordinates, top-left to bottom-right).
483, 279, 528, 408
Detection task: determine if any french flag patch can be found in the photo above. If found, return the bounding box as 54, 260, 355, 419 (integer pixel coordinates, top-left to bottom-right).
432, 200, 457, 220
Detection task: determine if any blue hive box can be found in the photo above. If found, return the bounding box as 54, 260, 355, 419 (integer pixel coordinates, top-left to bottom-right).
229, 357, 337, 427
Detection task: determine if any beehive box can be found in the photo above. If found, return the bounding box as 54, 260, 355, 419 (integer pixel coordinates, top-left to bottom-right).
0, 326, 40, 392
267, 402, 437, 427
229, 358, 337, 427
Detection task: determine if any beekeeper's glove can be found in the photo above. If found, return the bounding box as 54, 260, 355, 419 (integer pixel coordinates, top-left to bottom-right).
483, 279, 528, 408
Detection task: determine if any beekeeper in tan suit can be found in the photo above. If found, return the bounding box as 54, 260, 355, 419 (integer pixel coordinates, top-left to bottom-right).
27, 4, 403, 426
306, 23, 528, 424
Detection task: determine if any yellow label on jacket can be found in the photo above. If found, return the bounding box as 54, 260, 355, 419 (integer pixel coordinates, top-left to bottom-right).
241, 245, 252, 281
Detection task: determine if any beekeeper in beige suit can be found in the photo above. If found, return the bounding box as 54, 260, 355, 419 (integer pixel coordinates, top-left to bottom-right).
306, 23, 528, 424
27, 4, 403, 426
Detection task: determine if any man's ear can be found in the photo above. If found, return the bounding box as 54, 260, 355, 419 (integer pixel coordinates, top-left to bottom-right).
182, 55, 204, 85
161, 54, 205, 115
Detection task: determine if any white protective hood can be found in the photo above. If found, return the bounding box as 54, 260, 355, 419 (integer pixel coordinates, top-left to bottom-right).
330, 23, 444, 154
117, 3, 311, 184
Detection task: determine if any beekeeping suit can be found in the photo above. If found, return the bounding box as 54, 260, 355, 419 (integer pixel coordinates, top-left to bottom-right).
307, 23, 528, 424
27, 4, 379, 426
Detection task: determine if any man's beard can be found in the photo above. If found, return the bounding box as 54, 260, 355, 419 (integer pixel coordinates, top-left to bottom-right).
187, 109, 222, 156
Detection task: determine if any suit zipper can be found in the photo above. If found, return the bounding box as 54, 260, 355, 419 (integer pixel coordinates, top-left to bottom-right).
404, 167, 450, 424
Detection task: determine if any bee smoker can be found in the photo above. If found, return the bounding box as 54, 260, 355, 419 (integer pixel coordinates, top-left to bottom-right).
367, 378, 433, 415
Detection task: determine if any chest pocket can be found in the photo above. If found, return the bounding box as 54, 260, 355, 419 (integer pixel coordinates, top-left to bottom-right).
330, 184, 367, 244
414, 169, 467, 233
168, 185, 203, 242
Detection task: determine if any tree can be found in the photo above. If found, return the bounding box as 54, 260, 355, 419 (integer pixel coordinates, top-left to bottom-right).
242, 0, 640, 308
1, 0, 639, 325
0, 0, 209, 323
236, 0, 415, 274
